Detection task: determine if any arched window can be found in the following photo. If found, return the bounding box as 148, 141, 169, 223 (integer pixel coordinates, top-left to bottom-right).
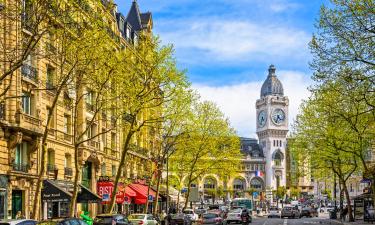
204, 177, 216, 189
250, 178, 263, 190
233, 178, 246, 190
64, 153, 72, 168
273, 150, 283, 166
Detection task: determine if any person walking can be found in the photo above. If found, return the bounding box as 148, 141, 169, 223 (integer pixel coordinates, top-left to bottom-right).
342, 206, 348, 222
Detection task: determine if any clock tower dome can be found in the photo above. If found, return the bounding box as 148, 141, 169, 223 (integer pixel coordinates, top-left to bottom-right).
256, 65, 289, 193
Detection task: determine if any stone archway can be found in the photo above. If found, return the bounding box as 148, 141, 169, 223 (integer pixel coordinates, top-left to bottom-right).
250, 177, 264, 190
203, 176, 218, 203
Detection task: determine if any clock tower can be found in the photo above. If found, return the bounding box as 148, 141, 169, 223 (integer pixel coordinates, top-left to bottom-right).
256, 65, 289, 192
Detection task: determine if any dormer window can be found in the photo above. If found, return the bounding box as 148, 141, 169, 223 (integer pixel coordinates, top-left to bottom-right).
133, 33, 138, 45
126, 26, 131, 39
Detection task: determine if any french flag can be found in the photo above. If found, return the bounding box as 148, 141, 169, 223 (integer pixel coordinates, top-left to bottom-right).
255, 171, 263, 177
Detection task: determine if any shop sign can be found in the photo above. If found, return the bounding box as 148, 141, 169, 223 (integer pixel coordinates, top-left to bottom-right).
97, 181, 125, 204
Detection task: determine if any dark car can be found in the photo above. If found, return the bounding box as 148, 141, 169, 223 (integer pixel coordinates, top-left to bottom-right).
94, 214, 129, 225
170, 213, 191, 225
201, 213, 223, 225
37, 218, 88, 225
281, 207, 295, 219
300, 207, 318, 218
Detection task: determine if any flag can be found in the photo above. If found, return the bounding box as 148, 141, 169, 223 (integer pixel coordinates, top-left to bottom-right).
255, 171, 263, 177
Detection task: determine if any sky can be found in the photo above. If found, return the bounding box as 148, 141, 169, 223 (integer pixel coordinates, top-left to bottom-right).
118, 0, 328, 138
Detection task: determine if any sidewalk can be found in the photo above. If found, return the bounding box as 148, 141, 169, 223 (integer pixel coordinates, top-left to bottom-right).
331, 219, 375, 225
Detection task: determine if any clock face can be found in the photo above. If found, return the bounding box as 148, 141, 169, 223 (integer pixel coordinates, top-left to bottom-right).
271, 108, 286, 125
258, 110, 267, 127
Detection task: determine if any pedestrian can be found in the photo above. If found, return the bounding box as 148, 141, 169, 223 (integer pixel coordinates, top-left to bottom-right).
342, 206, 348, 222
160, 210, 167, 225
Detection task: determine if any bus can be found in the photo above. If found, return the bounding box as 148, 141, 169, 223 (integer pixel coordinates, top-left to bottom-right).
231, 198, 253, 211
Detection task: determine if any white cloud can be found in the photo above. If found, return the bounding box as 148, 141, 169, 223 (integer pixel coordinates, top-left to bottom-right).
192, 70, 312, 138
158, 19, 310, 64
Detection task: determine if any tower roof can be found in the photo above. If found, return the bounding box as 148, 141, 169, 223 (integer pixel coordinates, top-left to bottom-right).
260, 65, 284, 97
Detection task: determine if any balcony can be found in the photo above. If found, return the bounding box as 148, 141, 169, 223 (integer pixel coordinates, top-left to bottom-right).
47, 164, 56, 173
88, 140, 99, 149
47, 128, 55, 136
64, 167, 73, 177
17, 112, 43, 134
21, 64, 38, 83
86, 103, 94, 112
12, 163, 29, 173
64, 133, 72, 142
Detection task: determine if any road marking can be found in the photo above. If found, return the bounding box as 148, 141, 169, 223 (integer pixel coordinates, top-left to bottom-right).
262, 220, 268, 225
283, 219, 287, 225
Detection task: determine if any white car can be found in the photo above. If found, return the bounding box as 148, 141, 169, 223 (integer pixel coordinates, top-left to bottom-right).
268, 207, 281, 218
225, 208, 242, 224
183, 209, 199, 221
128, 214, 159, 225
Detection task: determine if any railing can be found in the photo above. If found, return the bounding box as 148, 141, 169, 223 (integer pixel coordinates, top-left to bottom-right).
47, 164, 56, 173
86, 103, 94, 112
47, 128, 55, 136
46, 82, 56, 92
64, 133, 72, 142
104, 147, 111, 155
12, 163, 29, 172
21, 64, 38, 82
88, 140, 99, 148
64, 167, 73, 177
23, 113, 41, 126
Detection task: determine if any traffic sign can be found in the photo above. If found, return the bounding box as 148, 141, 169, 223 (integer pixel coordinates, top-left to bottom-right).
148, 195, 153, 202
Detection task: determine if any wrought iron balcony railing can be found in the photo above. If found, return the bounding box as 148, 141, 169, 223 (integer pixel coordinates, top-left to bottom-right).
12, 163, 29, 173
64, 167, 73, 177
21, 64, 38, 82
47, 164, 56, 172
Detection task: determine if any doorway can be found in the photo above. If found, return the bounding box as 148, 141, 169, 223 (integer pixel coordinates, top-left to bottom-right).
11, 190, 23, 219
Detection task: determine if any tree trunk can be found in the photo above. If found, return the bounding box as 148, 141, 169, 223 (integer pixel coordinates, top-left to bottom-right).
32, 143, 47, 220
153, 171, 162, 215
341, 180, 354, 222
184, 184, 191, 209
145, 177, 152, 213
177, 191, 180, 211
70, 146, 82, 217
108, 131, 134, 213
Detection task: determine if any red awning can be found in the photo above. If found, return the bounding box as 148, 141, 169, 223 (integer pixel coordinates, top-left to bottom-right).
128, 183, 157, 205
125, 186, 137, 198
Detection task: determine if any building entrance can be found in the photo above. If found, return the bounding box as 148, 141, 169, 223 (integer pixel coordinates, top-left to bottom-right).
11, 190, 23, 219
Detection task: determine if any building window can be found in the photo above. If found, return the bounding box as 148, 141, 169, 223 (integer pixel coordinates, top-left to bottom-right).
22, 92, 32, 115
101, 129, 106, 147
250, 178, 263, 189
64, 154, 72, 168
111, 133, 116, 149
233, 178, 245, 190
126, 26, 131, 39
47, 149, 55, 172
273, 140, 275, 147
63, 114, 71, 134
46, 65, 55, 89
101, 163, 106, 176
14, 142, 29, 171
112, 165, 117, 177
204, 178, 216, 189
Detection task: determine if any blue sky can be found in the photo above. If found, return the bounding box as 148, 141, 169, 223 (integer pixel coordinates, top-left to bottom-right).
118, 0, 328, 137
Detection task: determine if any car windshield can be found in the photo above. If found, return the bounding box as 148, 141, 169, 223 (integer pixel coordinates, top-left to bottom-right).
183, 210, 193, 214
270, 208, 278, 211
203, 214, 218, 219
128, 215, 145, 220
229, 209, 241, 213
283, 207, 292, 210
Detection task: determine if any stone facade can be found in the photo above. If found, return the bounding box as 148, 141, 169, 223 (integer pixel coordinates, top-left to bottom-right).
0, 0, 157, 220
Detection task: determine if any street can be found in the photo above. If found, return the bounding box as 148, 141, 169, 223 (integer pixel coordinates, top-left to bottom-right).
247, 217, 340, 225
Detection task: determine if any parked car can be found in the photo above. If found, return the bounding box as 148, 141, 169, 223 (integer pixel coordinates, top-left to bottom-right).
292, 206, 301, 218
195, 208, 207, 216
300, 207, 318, 218
128, 214, 158, 225
267, 207, 280, 218
225, 208, 242, 223
200, 213, 223, 225
94, 214, 129, 225
169, 213, 191, 225
37, 218, 88, 225
183, 209, 199, 222
281, 206, 297, 218
0, 220, 37, 225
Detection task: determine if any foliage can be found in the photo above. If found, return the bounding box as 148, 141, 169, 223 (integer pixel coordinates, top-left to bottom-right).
275, 186, 286, 199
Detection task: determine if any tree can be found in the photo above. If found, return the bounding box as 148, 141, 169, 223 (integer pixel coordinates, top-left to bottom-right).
108, 34, 189, 213
274, 186, 286, 207
170, 101, 242, 209
30, 1, 117, 219
290, 187, 300, 200
310, 0, 375, 110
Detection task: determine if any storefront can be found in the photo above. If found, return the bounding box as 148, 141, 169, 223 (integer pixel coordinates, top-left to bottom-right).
128, 183, 158, 214
354, 193, 374, 222
42, 179, 101, 219
97, 178, 137, 214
